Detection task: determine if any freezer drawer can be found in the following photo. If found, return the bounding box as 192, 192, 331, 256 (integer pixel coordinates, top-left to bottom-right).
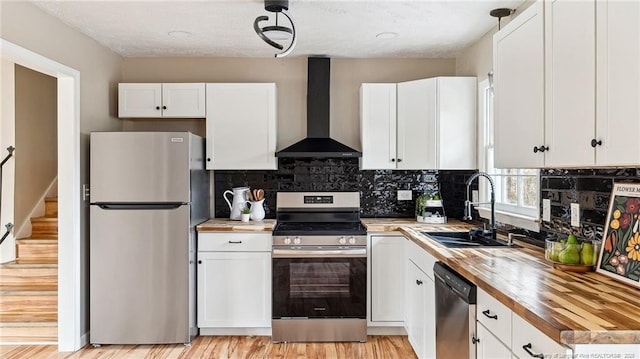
90, 132, 192, 203
90, 205, 192, 344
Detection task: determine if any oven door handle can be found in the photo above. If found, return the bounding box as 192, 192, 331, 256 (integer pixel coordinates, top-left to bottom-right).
272, 248, 367, 258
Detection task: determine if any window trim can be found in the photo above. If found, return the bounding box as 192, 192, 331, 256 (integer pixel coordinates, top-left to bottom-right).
477, 78, 541, 232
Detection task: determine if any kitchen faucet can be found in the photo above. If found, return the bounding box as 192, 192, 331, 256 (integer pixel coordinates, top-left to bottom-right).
464, 172, 496, 239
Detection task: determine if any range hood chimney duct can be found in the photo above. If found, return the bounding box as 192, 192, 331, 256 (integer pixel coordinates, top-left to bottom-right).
276, 57, 362, 158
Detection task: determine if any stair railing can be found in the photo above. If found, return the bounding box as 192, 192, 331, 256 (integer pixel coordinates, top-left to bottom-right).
0, 146, 15, 246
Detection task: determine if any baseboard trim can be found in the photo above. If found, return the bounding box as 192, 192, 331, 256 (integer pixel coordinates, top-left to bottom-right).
199, 328, 271, 336
367, 326, 407, 335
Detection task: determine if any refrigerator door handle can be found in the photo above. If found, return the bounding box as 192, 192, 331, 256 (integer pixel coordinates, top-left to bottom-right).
96, 203, 184, 210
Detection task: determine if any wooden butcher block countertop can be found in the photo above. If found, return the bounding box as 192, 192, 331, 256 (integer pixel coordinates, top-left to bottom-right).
362, 218, 640, 346
197, 218, 276, 232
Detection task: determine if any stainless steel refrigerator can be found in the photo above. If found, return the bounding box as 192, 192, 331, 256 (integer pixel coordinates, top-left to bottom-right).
89, 132, 209, 345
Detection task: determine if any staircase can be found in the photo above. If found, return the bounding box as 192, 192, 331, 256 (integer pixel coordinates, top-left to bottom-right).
0, 197, 58, 343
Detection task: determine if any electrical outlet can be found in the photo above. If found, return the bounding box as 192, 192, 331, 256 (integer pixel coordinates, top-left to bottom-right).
472, 190, 479, 203
542, 199, 551, 222
397, 190, 412, 201
570, 203, 580, 227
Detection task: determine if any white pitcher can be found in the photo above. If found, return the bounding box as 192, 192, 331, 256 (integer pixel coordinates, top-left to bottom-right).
223, 187, 250, 220
249, 199, 266, 221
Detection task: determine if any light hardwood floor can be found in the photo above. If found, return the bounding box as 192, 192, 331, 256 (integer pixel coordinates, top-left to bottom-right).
0, 335, 417, 359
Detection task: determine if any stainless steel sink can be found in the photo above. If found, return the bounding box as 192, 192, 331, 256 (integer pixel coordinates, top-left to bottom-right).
422, 231, 519, 248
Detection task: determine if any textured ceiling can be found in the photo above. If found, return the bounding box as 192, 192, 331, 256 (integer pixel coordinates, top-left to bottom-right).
32, 0, 525, 58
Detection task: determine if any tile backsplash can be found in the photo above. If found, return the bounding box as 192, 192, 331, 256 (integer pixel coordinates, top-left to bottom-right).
541, 168, 640, 241
214, 158, 475, 219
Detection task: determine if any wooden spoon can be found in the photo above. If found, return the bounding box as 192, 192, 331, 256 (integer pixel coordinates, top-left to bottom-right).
256, 189, 264, 201
247, 190, 253, 201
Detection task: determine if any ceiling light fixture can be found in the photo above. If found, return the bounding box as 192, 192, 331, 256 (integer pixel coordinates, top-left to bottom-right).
254, 0, 297, 58
376, 32, 398, 40
168, 30, 192, 38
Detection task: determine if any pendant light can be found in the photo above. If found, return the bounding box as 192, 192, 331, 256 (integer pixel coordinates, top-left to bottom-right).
254, 0, 297, 58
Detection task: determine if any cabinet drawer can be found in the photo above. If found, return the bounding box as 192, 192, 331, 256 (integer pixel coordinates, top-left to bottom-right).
406, 238, 437, 279
477, 287, 512, 346
512, 314, 571, 359
198, 232, 271, 252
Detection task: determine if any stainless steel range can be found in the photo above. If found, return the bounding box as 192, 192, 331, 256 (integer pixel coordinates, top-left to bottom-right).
271, 192, 367, 343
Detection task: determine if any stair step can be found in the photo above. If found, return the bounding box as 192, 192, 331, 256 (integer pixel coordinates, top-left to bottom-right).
30, 217, 58, 236
44, 197, 58, 218
15, 239, 57, 261
0, 322, 57, 342
18, 233, 58, 240
0, 262, 57, 287
0, 292, 57, 322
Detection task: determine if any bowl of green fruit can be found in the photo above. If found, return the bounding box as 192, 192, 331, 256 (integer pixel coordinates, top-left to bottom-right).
545, 234, 600, 272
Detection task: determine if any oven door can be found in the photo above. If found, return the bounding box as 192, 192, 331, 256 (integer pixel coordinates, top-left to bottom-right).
272, 247, 366, 319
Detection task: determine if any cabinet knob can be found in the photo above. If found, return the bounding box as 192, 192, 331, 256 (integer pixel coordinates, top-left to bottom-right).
156, 106, 160, 110
472, 336, 480, 344
397, 158, 403, 162
416, 279, 423, 286
207, 158, 211, 162
162, 105, 167, 110
533, 145, 548, 153
522, 343, 544, 358
482, 309, 498, 320
391, 158, 395, 162
591, 139, 602, 148
198, 260, 202, 264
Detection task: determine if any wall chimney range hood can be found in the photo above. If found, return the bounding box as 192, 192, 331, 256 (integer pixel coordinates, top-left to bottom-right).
276, 57, 362, 158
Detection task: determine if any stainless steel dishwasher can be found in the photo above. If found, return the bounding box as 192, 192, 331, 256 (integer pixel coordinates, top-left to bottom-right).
433, 262, 477, 359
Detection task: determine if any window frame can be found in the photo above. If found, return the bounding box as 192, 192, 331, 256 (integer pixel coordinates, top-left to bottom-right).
477, 78, 541, 232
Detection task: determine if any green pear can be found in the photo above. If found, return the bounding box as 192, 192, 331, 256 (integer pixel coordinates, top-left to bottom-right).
567, 234, 578, 245
559, 244, 580, 264
580, 242, 595, 265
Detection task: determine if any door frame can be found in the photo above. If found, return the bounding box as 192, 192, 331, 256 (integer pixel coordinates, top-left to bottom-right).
1, 39, 82, 351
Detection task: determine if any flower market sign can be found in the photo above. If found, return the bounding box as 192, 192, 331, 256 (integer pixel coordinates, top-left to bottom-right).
597, 182, 640, 288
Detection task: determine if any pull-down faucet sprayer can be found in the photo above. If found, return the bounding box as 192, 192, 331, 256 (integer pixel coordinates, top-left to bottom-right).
464, 172, 497, 239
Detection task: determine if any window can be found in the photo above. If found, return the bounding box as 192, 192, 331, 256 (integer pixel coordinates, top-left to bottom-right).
477, 77, 540, 230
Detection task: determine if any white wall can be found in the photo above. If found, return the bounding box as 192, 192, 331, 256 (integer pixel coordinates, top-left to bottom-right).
1, 1, 123, 348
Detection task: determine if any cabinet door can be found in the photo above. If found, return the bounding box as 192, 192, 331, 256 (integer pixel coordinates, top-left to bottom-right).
544, 0, 596, 167
493, 1, 545, 168
370, 236, 404, 322
360, 84, 397, 170
477, 323, 512, 359
407, 260, 426, 359
118, 83, 162, 118
162, 83, 206, 118
197, 251, 271, 328
436, 77, 477, 169
397, 79, 436, 170
206, 83, 277, 170
596, 1, 640, 166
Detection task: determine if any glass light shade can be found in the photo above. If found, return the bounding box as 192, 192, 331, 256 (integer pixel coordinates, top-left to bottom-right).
262, 25, 293, 41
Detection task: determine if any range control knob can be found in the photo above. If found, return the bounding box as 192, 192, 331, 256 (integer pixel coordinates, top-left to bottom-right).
348, 236, 356, 245
293, 237, 301, 245
339, 236, 347, 245
283, 237, 291, 245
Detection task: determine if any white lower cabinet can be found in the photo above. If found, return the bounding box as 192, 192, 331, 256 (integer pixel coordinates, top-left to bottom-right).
512, 314, 572, 359
405, 238, 436, 359
477, 322, 512, 359
197, 233, 271, 330
369, 235, 405, 323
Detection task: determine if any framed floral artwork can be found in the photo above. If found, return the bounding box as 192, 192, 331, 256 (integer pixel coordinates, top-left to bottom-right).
596, 182, 640, 288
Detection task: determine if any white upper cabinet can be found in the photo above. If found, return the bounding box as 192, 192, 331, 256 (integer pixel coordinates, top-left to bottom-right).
361, 77, 476, 170
595, 0, 640, 166
544, 0, 595, 167
118, 83, 205, 118
205, 83, 277, 170
360, 84, 397, 170
493, 1, 545, 168
495, 0, 640, 168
